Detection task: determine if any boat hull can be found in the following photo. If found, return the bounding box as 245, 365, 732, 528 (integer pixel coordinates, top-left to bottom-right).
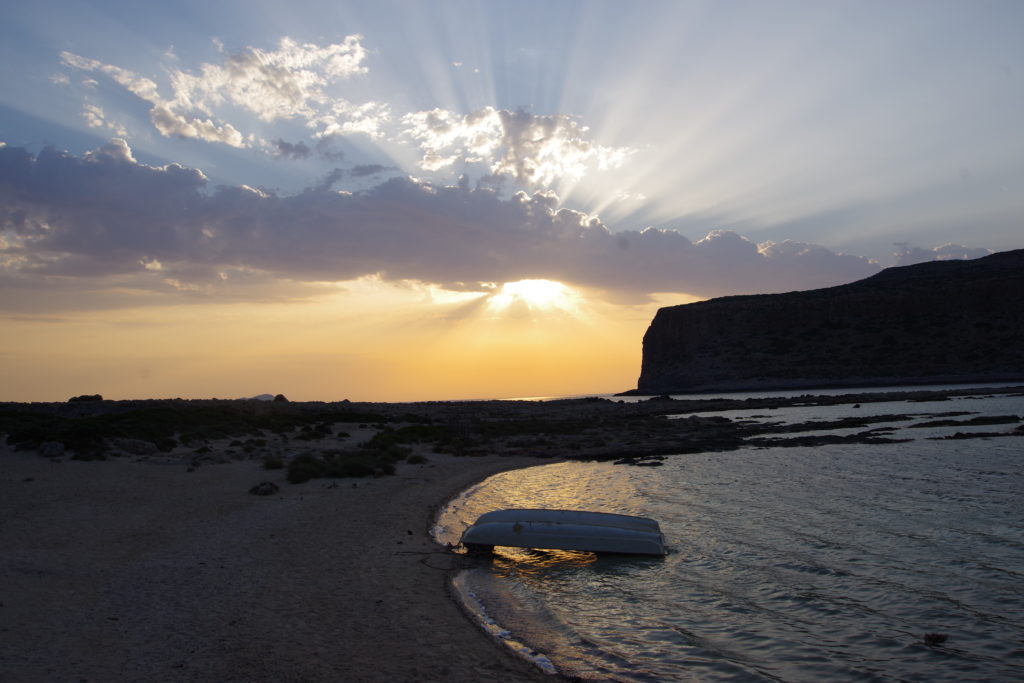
460, 509, 667, 556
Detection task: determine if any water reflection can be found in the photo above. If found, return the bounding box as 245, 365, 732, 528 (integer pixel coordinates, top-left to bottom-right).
436, 392, 1024, 681
434, 461, 650, 549
484, 546, 665, 579
490, 547, 598, 574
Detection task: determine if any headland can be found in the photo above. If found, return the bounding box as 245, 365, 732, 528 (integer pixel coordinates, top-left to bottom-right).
636, 248, 1024, 394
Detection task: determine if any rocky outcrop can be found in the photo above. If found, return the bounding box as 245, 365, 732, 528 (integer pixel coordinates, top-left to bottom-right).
636, 249, 1024, 394
68, 394, 103, 402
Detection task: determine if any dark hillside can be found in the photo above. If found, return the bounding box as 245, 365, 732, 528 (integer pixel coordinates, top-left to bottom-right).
636, 249, 1024, 394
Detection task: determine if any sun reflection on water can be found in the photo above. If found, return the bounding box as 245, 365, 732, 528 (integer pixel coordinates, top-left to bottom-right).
489, 547, 598, 576
434, 461, 646, 552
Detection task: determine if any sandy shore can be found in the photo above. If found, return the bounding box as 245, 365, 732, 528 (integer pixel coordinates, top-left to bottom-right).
5, 385, 1020, 680
0, 449, 551, 682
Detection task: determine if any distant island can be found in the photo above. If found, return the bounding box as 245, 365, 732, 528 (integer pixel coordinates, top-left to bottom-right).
631, 248, 1024, 395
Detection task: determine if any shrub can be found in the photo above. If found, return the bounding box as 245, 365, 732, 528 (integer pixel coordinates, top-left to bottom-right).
295, 423, 333, 441
287, 453, 326, 484
286, 450, 402, 483
262, 455, 284, 470
359, 429, 413, 459
322, 452, 377, 478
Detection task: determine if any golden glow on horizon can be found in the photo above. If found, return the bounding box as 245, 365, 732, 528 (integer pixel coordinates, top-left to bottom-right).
0, 277, 689, 402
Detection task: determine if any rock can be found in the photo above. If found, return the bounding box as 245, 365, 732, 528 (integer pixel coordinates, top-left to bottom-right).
249, 481, 280, 496
636, 249, 1024, 394
68, 394, 103, 402
39, 441, 65, 458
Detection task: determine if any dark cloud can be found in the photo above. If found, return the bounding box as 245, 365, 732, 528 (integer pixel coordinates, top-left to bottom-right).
1, 141, 885, 308
272, 139, 312, 160
274, 136, 348, 163
314, 136, 345, 162
309, 167, 345, 193
349, 163, 394, 178
0, 141, 208, 279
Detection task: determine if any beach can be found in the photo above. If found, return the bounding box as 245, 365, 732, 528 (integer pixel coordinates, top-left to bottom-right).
0, 447, 550, 682
3, 386, 1021, 681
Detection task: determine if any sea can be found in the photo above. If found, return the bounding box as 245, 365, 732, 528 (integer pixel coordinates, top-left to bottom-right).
433, 385, 1024, 682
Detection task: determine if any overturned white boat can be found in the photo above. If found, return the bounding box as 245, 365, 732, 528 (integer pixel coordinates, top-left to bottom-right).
460, 508, 667, 556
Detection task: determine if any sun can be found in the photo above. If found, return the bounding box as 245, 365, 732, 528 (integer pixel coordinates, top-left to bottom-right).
487, 279, 580, 313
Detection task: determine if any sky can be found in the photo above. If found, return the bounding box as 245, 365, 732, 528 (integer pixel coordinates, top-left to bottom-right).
1, 0, 1022, 402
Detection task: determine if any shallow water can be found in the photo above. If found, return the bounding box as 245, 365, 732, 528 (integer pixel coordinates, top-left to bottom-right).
435, 392, 1024, 681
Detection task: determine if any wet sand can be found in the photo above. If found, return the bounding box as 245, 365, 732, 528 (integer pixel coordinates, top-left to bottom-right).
0, 449, 551, 682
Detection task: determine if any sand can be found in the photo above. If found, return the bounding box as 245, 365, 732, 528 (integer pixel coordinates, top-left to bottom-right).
0, 449, 552, 682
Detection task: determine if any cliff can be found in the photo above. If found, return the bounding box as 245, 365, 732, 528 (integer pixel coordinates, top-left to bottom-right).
635, 248, 1024, 394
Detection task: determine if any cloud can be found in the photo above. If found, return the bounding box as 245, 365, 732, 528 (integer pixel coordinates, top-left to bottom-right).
270, 137, 356, 163
60, 52, 161, 101
61, 51, 250, 148
314, 137, 345, 162
59, 36, 372, 149
0, 141, 207, 280
892, 242, 993, 266
55, 38, 623, 191
350, 164, 395, 178
310, 100, 391, 140
271, 138, 312, 160
84, 137, 137, 164
168, 36, 369, 122
1, 141, 883, 310
82, 103, 128, 137
309, 167, 346, 193
401, 106, 633, 186
149, 103, 248, 147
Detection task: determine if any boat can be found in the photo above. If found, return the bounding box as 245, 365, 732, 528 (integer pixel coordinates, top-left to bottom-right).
460, 508, 667, 556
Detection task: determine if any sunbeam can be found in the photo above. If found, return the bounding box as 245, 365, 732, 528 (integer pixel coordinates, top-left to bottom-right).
2, 0, 1022, 401
486, 279, 582, 316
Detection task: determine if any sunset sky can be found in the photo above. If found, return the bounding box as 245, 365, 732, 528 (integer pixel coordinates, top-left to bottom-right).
2, 0, 1022, 402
